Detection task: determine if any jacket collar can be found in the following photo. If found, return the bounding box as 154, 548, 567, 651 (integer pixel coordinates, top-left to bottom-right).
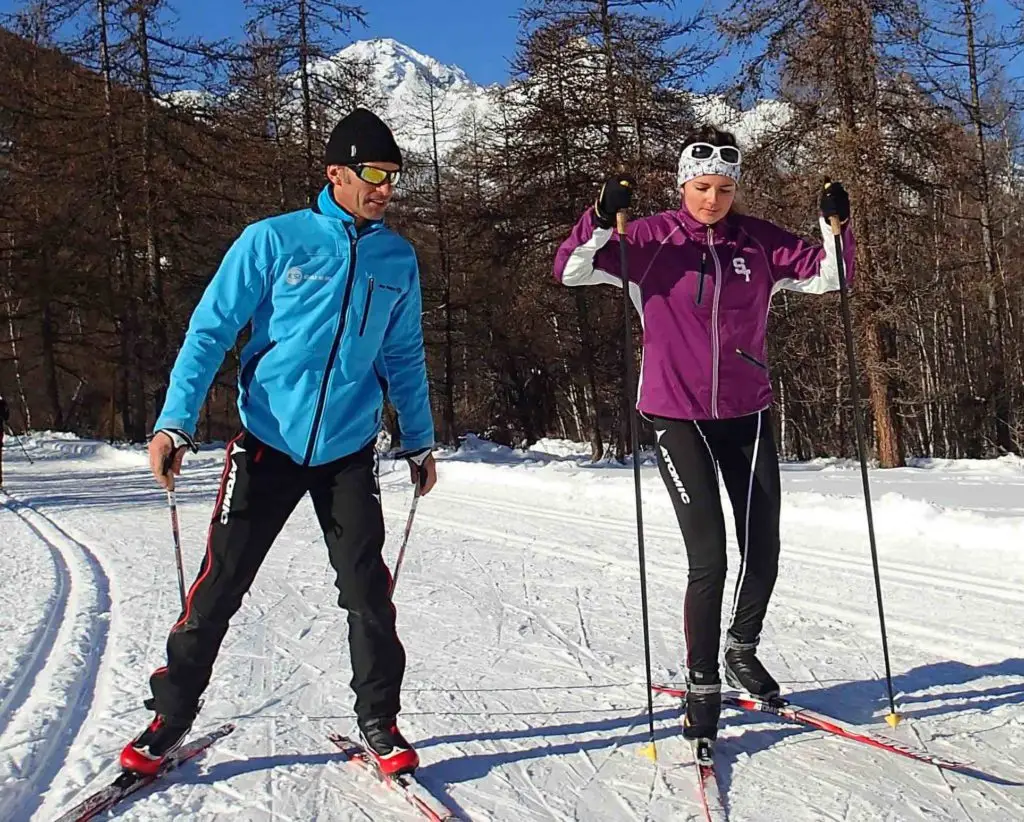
313, 185, 384, 235
675, 204, 735, 245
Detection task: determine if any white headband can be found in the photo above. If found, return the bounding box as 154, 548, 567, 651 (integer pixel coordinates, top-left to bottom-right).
677, 155, 742, 188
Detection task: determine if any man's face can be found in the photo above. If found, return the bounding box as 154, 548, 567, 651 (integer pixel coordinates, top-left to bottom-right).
327, 162, 400, 221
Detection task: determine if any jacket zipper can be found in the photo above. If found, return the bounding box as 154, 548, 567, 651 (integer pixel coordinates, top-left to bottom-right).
696, 252, 706, 305
708, 228, 723, 418
358, 276, 375, 336
737, 348, 768, 370
304, 232, 357, 466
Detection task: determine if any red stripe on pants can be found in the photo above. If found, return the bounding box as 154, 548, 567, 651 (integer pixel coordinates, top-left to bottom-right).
170, 433, 244, 631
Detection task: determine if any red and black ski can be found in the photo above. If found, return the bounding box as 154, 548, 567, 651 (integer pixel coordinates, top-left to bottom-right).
52, 722, 236, 822
690, 737, 728, 821
653, 684, 1019, 784
328, 732, 459, 821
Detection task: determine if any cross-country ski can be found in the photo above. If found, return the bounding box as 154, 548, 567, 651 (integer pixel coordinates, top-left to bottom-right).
329, 732, 459, 821
652, 684, 1021, 784
690, 738, 728, 822
51, 723, 235, 822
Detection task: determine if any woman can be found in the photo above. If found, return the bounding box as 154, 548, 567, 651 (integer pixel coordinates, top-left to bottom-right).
552, 127, 853, 742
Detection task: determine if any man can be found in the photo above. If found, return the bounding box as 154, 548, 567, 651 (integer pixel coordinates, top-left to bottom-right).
121, 108, 436, 778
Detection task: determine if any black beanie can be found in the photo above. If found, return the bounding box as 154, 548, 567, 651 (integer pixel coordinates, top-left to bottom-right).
325, 108, 403, 168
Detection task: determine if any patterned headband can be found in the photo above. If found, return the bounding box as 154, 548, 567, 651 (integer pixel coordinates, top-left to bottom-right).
677, 144, 742, 187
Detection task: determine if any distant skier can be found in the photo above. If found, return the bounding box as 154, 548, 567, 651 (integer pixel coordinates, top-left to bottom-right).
0, 393, 8, 487
122, 108, 436, 778
553, 127, 854, 742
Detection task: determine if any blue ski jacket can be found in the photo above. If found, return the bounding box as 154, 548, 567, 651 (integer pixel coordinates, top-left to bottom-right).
155, 185, 434, 465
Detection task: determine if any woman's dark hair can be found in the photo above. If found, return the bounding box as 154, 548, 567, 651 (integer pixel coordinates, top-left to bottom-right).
679, 125, 739, 151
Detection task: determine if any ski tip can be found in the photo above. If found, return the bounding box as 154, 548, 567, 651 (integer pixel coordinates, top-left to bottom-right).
638, 741, 658, 762
885, 712, 903, 728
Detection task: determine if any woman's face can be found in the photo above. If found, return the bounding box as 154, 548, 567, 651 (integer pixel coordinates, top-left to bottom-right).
681, 175, 737, 225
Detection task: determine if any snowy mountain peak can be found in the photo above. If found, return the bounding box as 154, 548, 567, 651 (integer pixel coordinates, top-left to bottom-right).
327, 38, 791, 158
339, 38, 476, 95
322, 38, 490, 156
166, 37, 790, 161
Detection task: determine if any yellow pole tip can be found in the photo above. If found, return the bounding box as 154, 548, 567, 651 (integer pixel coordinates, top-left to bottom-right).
885, 712, 902, 728
638, 742, 658, 762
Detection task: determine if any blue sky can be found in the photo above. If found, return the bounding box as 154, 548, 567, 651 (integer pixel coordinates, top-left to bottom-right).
0, 0, 732, 88
0, 0, 526, 85
0, 0, 1019, 91
173, 0, 526, 86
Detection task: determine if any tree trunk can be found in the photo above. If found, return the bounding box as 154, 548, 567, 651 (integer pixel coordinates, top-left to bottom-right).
427, 82, 456, 445
862, 317, 900, 467
135, 1, 168, 404
828, 0, 902, 466
574, 291, 604, 461
99, 0, 144, 440
298, 0, 316, 204
962, 0, 1014, 453
1, 243, 31, 429
40, 301, 64, 429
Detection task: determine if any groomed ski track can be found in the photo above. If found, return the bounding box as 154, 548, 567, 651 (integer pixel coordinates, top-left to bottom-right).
0, 433, 1021, 821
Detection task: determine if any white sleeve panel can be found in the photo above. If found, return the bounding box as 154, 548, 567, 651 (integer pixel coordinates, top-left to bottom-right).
771, 217, 844, 296
559, 224, 643, 321
560, 226, 616, 286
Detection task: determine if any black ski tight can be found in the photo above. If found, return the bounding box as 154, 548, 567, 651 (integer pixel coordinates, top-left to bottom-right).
649, 410, 782, 675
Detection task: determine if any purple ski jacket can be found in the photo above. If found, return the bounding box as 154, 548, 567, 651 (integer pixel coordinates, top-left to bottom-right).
553, 205, 856, 421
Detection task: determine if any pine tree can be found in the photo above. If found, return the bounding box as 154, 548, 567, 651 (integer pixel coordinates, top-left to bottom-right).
244, 0, 366, 204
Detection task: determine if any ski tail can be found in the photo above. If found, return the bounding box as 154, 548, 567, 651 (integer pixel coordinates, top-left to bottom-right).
328, 733, 458, 821
53, 722, 235, 822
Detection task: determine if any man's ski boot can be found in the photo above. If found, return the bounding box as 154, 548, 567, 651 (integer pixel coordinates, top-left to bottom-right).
724, 635, 780, 698
120, 712, 194, 776
358, 716, 420, 776
682, 669, 722, 741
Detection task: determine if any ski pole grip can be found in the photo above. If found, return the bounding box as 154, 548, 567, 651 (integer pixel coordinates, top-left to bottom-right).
829, 215, 843, 237
616, 209, 628, 236
161, 449, 176, 491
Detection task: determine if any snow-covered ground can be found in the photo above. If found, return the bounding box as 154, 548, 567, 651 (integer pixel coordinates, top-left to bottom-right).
1, 432, 1022, 821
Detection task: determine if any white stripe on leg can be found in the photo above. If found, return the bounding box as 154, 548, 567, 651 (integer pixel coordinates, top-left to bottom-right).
729, 410, 763, 629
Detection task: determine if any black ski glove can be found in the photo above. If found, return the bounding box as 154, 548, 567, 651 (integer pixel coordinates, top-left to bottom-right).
820, 180, 850, 224
594, 173, 636, 228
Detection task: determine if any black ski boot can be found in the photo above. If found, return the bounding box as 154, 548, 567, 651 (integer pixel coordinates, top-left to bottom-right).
723, 636, 780, 698
682, 669, 721, 741
357, 716, 419, 776
120, 714, 193, 776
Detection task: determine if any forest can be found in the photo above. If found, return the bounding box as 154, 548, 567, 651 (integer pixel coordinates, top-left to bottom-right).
1, 0, 1022, 467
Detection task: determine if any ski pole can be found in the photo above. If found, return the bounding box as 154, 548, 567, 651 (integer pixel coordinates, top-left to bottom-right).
828, 187, 900, 727
166, 475, 187, 612
5, 422, 34, 465
617, 206, 658, 761
389, 482, 421, 597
